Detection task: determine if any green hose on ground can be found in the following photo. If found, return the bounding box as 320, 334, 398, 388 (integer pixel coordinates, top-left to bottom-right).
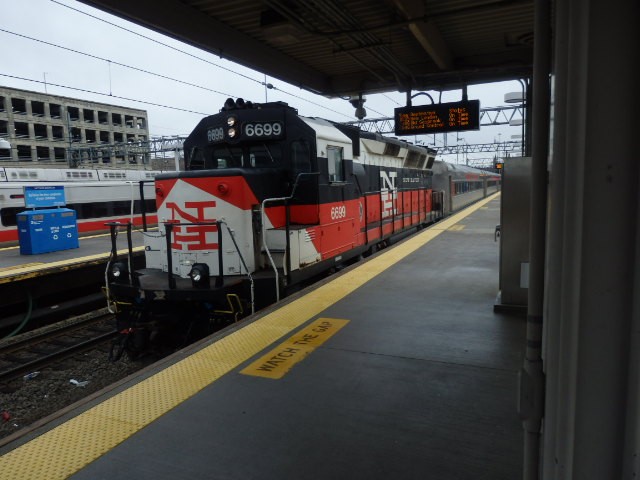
3, 291, 33, 339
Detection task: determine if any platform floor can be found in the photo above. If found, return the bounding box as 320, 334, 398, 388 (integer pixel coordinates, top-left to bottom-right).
0, 229, 146, 282
0, 194, 526, 479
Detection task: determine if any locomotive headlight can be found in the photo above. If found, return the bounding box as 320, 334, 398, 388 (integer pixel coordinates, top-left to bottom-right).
189, 263, 210, 287
109, 261, 129, 283
227, 116, 236, 127
227, 127, 237, 138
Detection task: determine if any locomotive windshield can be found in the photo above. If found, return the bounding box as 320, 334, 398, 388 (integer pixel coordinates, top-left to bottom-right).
187, 143, 283, 170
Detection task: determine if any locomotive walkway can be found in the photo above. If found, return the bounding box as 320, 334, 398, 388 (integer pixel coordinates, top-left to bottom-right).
0, 193, 526, 479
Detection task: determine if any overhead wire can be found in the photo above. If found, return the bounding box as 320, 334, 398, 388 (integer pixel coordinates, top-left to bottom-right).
49, 0, 260, 83
0, 73, 210, 115
47, 0, 361, 119
0, 28, 237, 101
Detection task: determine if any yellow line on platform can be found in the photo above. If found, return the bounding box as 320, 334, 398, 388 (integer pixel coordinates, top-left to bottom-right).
0, 193, 499, 479
0, 262, 44, 272
0, 247, 145, 283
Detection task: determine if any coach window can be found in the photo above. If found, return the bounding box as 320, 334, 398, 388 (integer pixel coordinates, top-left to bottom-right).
327, 145, 344, 182
291, 140, 311, 173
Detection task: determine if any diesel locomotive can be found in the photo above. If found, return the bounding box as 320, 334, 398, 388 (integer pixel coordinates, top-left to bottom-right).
106, 99, 499, 356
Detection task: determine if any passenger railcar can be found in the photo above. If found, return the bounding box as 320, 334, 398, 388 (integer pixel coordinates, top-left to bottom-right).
432, 160, 501, 213
0, 167, 159, 243
106, 99, 499, 356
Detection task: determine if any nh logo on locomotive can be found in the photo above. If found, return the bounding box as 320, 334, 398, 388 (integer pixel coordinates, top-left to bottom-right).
380, 170, 397, 219
165, 201, 218, 250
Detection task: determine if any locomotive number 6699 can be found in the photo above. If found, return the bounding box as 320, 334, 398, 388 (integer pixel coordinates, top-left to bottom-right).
207, 127, 224, 142
244, 122, 282, 137
330, 205, 347, 220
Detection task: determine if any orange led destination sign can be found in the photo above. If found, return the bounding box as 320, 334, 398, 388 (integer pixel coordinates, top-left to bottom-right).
394, 100, 481, 135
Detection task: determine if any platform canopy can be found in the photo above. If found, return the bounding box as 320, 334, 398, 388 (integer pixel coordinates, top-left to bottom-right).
78, 0, 534, 97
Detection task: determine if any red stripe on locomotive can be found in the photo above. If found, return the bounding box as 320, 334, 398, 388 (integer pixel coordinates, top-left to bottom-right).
180, 176, 259, 211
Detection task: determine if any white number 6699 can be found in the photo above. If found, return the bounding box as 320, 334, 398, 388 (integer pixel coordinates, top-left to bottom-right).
330, 205, 347, 220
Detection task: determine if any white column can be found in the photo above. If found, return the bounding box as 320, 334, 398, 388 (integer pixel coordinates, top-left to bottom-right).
542, 0, 640, 478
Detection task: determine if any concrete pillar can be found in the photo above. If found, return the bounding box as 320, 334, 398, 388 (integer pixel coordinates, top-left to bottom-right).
542, 0, 640, 478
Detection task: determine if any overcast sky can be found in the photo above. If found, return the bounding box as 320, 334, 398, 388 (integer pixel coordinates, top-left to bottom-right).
1, 0, 524, 163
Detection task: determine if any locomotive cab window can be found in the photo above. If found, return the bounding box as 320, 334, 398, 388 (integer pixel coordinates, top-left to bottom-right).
187, 147, 205, 170
211, 146, 244, 168
327, 145, 344, 182
187, 143, 283, 171
248, 143, 282, 168
291, 140, 311, 173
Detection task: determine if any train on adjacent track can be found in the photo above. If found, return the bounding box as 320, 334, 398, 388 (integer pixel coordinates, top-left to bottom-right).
105, 99, 501, 356
0, 167, 160, 243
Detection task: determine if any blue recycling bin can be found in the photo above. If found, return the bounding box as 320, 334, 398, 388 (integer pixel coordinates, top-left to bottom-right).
17, 208, 79, 255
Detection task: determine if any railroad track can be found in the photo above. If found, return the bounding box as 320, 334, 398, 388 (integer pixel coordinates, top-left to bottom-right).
0, 310, 118, 384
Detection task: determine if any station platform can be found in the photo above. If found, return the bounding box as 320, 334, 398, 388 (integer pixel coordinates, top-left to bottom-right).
0, 193, 526, 479
0, 229, 145, 283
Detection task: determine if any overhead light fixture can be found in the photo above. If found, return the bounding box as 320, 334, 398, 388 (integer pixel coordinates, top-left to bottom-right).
260, 10, 300, 46
504, 92, 524, 103
349, 94, 367, 120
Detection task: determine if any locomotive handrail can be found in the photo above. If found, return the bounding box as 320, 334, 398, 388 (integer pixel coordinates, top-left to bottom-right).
104, 221, 135, 313
163, 221, 221, 290
136, 179, 156, 232
158, 220, 255, 313
289, 171, 320, 199
261, 196, 286, 302
219, 220, 255, 315
262, 172, 320, 302
139, 180, 148, 232
378, 187, 384, 240
105, 221, 134, 285
390, 187, 396, 234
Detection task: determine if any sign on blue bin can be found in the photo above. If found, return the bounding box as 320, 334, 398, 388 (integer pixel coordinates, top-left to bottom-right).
17, 208, 79, 255
24, 185, 67, 208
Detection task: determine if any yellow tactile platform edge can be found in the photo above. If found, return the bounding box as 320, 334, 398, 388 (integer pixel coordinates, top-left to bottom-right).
0, 193, 499, 479
0, 247, 145, 284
